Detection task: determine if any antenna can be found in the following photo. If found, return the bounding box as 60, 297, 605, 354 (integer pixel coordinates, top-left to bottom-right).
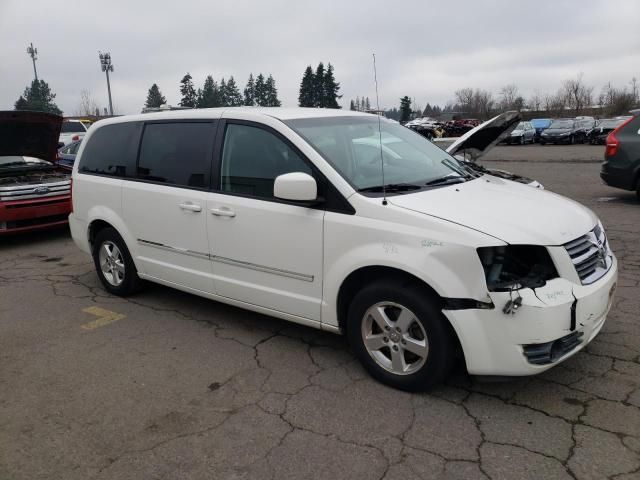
372, 53, 387, 205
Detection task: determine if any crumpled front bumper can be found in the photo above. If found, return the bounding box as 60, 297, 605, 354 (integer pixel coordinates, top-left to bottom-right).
444, 255, 618, 376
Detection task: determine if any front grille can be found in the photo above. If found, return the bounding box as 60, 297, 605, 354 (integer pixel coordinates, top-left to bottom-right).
563, 225, 612, 284
5, 197, 69, 209
523, 331, 584, 365
0, 180, 71, 201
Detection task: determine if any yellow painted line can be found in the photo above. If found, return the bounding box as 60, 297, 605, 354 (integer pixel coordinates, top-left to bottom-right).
81, 306, 126, 330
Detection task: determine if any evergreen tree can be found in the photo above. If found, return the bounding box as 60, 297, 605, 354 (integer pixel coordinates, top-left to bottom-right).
14, 96, 29, 110
179, 73, 197, 108
365, 97, 371, 111
244, 74, 256, 106
254, 73, 267, 106
264, 75, 281, 107
219, 78, 228, 107
323, 63, 341, 108
145, 83, 166, 108
198, 76, 219, 108
298, 66, 315, 107
399, 96, 412, 123
195, 88, 203, 108
226, 76, 243, 106
15, 79, 62, 114
349, 99, 355, 110
355, 96, 361, 111
314, 62, 326, 107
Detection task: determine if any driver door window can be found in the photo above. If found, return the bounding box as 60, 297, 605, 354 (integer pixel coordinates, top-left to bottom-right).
220, 123, 312, 199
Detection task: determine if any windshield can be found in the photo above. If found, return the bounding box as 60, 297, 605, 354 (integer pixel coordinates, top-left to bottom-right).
61, 121, 86, 133
514, 122, 525, 130
549, 120, 574, 129
530, 119, 551, 128
285, 116, 469, 191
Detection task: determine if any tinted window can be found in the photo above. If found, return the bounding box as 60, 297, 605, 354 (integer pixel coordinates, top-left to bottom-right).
61, 121, 86, 133
79, 122, 141, 176
137, 122, 214, 188
220, 123, 312, 199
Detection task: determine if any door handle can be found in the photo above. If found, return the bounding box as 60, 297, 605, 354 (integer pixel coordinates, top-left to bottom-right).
210, 207, 236, 218
178, 202, 202, 212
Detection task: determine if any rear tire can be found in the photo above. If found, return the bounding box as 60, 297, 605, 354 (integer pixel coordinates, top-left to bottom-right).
346, 280, 455, 391
92, 227, 143, 296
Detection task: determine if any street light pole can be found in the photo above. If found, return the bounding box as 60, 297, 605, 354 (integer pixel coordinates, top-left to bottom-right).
99, 52, 114, 116
26, 43, 38, 81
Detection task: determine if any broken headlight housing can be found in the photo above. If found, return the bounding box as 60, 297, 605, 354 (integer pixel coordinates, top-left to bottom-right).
477, 245, 558, 292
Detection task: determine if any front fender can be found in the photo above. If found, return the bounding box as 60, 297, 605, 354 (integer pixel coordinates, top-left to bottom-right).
321, 210, 499, 327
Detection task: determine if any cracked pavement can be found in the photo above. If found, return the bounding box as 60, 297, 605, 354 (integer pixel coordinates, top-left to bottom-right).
1, 145, 639, 479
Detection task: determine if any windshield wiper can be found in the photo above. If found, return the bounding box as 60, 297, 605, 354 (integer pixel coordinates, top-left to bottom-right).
358, 183, 422, 193
425, 176, 466, 186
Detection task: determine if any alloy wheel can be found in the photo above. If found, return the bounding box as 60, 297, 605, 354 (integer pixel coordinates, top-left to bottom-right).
361, 302, 429, 375
98, 241, 125, 286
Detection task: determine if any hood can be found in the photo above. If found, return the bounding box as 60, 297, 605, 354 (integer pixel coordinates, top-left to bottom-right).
0, 111, 63, 161
446, 111, 521, 161
543, 128, 572, 134
389, 176, 596, 245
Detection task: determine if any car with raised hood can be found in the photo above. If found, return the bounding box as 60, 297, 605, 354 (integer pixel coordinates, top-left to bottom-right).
0, 111, 71, 235
600, 110, 640, 199
70, 108, 617, 391
589, 117, 631, 145
445, 111, 543, 188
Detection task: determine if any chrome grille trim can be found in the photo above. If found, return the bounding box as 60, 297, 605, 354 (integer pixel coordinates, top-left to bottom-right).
0, 180, 71, 201
563, 226, 612, 285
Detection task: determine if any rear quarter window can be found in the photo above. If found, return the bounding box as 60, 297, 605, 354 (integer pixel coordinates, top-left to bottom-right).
78, 122, 142, 177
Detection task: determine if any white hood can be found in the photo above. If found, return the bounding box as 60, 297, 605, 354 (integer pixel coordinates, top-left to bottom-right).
389, 176, 596, 245
446, 111, 521, 161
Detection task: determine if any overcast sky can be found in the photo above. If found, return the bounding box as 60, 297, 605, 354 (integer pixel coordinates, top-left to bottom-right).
1, 0, 639, 115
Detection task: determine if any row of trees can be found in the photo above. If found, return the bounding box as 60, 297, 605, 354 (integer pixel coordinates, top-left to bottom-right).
409, 75, 639, 121
146, 72, 281, 109
349, 96, 371, 111
298, 62, 341, 108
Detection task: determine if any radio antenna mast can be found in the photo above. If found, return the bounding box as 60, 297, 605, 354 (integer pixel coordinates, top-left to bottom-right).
372, 53, 387, 205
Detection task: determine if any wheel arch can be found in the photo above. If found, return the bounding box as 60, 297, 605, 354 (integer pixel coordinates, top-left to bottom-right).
335, 265, 465, 365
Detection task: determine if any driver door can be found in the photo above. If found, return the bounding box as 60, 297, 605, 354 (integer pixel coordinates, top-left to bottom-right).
205, 120, 325, 321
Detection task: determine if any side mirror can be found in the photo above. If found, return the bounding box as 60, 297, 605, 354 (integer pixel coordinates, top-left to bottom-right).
274, 172, 317, 202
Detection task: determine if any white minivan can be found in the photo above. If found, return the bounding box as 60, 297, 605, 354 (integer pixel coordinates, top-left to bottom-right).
69, 108, 617, 390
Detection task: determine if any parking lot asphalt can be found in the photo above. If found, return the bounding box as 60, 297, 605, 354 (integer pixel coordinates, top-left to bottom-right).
1, 144, 639, 480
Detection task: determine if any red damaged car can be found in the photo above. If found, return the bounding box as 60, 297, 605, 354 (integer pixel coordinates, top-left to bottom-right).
0, 111, 71, 235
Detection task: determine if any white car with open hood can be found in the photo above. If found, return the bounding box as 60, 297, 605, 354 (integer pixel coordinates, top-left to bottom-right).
69, 108, 617, 391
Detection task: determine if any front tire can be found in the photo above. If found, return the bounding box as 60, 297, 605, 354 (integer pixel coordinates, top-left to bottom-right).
346, 281, 455, 391
92, 227, 142, 296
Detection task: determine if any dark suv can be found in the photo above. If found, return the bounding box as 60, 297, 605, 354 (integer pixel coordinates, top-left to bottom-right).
600, 110, 640, 199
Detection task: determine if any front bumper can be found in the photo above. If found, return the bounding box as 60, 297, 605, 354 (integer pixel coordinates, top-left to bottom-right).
541, 135, 571, 144
0, 195, 71, 235
445, 255, 618, 376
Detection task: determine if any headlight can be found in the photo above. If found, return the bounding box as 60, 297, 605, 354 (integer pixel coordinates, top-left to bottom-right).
477, 246, 558, 291
559, 132, 570, 136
